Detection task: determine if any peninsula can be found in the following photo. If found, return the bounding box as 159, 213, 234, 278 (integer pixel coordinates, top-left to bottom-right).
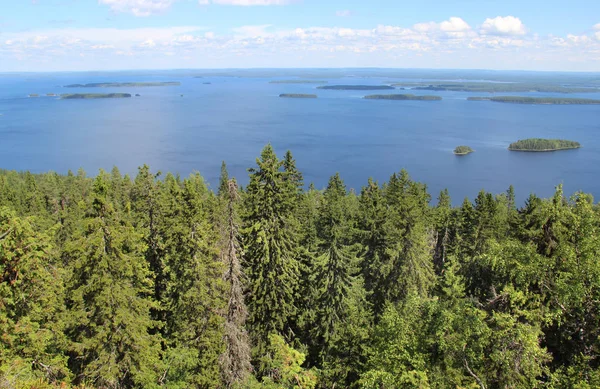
394, 82, 598, 94
60, 93, 132, 99
454, 146, 474, 155
364, 94, 442, 101
279, 94, 317, 98
508, 139, 581, 152
318, 85, 395, 91
64, 82, 180, 88
467, 96, 600, 104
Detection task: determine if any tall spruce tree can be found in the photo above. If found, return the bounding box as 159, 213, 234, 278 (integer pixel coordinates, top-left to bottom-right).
243, 145, 300, 364
0, 208, 69, 386
64, 172, 161, 388
159, 173, 226, 388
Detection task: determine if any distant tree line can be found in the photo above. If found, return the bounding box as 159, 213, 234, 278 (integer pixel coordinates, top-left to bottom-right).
1, 145, 599, 389
508, 138, 581, 151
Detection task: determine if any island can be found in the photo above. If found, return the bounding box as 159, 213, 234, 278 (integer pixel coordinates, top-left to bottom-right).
64, 82, 180, 88
270, 80, 327, 84
279, 94, 317, 98
508, 139, 581, 152
28, 94, 39, 97
46, 93, 57, 97
467, 96, 600, 104
318, 85, 395, 91
454, 146, 474, 155
393, 82, 599, 94
364, 94, 442, 101
60, 93, 132, 99
135, 94, 141, 97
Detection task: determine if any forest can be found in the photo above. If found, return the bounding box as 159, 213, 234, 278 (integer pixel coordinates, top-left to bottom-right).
364, 94, 442, 101
396, 82, 598, 94
1, 145, 599, 389
508, 139, 581, 152
467, 96, 600, 105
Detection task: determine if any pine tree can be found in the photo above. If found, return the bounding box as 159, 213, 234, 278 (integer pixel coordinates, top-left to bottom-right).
64, 171, 161, 388
243, 145, 300, 363
219, 179, 252, 388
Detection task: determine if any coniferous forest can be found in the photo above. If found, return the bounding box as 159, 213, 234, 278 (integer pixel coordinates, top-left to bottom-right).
1, 145, 600, 389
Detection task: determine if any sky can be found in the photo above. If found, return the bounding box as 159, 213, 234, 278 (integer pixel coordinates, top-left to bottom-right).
0, 0, 599, 72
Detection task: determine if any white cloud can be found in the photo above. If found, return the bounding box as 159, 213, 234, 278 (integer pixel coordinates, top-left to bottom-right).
336, 10, 352, 17
2, 19, 600, 71
594, 23, 600, 30
440, 17, 471, 32
413, 16, 471, 35
481, 16, 526, 36
99, 0, 176, 16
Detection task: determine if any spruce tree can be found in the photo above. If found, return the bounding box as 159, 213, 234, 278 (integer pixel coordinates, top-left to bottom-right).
243, 145, 300, 363
64, 171, 161, 388
160, 173, 226, 387
0, 208, 69, 386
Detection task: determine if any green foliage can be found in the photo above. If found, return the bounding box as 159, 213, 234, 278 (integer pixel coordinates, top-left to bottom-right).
453, 146, 474, 155
1, 148, 600, 389
508, 138, 581, 151
243, 145, 300, 363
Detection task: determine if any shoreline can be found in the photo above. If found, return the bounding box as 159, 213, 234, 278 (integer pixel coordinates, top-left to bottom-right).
508, 147, 581, 152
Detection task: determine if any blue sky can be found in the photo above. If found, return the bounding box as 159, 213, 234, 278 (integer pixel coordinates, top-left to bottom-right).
1, 0, 599, 71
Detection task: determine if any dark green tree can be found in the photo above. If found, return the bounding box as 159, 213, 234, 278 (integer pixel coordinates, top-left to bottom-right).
243, 145, 300, 365
64, 172, 161, 388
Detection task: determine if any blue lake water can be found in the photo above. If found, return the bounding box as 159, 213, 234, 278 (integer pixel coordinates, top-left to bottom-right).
0, 70, 599, 205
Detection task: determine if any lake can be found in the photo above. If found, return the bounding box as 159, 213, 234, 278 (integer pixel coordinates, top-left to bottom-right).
1, 69, 599, 205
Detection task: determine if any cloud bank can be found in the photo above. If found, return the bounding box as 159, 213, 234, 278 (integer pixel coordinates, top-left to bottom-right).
1, 17, 599, 71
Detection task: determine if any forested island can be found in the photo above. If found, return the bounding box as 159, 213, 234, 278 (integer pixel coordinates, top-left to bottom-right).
394, 82, 599, 94
364, 94, 442, 101
28, 94, 39, 97
508, 138, 581, 151
453, 145, 474, 155
467, 96, 600, 104
318, 85, 395, 90
2, 144, 600, 389
64, 82, 180, 88
60, 93, 132, 99
270, 80, 327, 84
279, 93, 317, 98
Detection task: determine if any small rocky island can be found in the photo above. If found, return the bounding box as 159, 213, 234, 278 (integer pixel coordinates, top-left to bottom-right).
279, 94, 317, 98
28, 94, 39, 97
508, 139, 581, 152
364, 94, 442, 101
60, 93, 132, 99
454, 146, 474, 155
318, 85, 395, 91
468, 96, 600, 105
64, 82, 180, 88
